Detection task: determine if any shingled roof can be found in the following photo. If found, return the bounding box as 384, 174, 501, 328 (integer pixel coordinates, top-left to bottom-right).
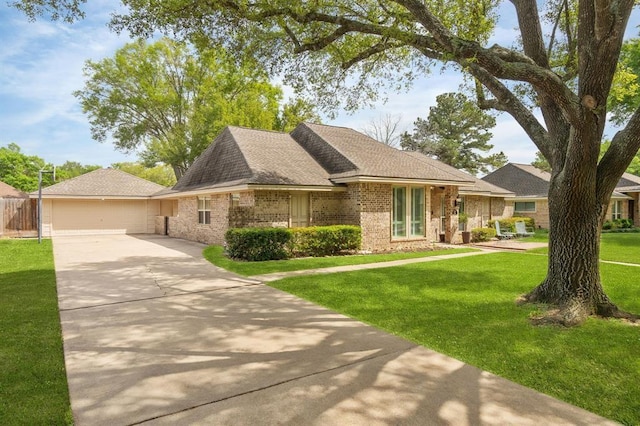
173, 123, 476, 193
291, 123, 474, 185
483, 163, 636, 198
36, 168, 167, 198
405, 152, 514, 197
616, 172, 640, 192
0, 181, 28, 198
482, 163, 551, 197
173, 126, 334, 192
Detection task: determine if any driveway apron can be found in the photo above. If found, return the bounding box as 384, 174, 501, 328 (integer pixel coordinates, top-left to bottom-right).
54, 235, 614, 426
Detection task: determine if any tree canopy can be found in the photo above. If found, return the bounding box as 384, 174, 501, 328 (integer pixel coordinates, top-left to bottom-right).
74, 37, 319, 180
112, 162, 176, 187
0, 143, 53, 192
400, 92, 506, 175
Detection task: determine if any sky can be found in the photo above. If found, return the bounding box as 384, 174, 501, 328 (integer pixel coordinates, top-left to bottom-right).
1, 2, 639, 171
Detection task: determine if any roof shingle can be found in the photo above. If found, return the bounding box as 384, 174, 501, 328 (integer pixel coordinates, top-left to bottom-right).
0, 181, 28, 198
173, 126, 333, 191
292, 123, 474, 184
36, 168, 167, 197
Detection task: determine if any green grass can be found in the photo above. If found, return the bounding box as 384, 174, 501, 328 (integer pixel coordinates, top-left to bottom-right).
0, 239, 72, 425
203, 245, 477, 276
600, 233, 640, 264
269, 252, 640, 424
527, 232, 640, 265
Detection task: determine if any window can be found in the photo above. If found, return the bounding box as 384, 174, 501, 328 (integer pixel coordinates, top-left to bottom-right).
411, 187, 425, 236
457, 197, 466, 231
514, 201, 536, 213
198, 196, 211, 224
392, 186, 425, 238
392, 187, 406, 237
612, 200, 623, 220
230, 193, 240, 208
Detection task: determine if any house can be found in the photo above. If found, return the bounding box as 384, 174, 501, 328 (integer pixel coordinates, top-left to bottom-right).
29, 123, 515, 249
1, 181, 35, 236
482, 163, 639, 228
156, 123, 514, 250
32, 168, 172, 236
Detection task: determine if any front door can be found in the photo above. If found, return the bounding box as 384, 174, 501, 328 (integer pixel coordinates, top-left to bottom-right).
291, 193, 309, 227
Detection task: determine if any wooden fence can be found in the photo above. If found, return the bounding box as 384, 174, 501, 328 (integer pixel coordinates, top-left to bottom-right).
1, 198, 38, 236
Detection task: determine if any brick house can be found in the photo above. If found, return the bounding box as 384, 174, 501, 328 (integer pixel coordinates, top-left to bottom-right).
157, 123, 514, 251
482, 163, 640, 228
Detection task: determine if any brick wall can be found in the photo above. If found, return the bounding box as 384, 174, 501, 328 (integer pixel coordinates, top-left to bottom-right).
310, 191, 357, 226
168, 195, 230, 245
508, 200, 549, 229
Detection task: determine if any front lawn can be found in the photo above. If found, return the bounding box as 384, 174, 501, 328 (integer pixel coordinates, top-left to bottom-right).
269, 252, 640, 424
0, 239, 71, 425
528, 232, 640, 265
203, 245, 477, 276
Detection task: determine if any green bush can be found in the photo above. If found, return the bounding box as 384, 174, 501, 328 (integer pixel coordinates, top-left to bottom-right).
225, 227, 291, 261
603, 219, 634, 231
225, 225, 362, 261
290, 225, 361, 257
489, 216, 536, 232
471, 227, 496, 242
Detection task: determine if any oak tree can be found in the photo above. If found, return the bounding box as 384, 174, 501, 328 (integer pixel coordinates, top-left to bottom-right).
74, 38, 317, 179
13, 0, 640, 325
109, 0, 640, 326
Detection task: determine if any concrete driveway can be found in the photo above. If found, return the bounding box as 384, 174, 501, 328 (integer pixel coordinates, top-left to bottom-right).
54, 234, 614, 425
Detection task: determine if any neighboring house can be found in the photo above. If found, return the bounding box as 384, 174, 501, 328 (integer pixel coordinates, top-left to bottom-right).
32, 168, 172, 236
1, 181, 36, 236
155, 123, 514, 250
482, 163, 639, 228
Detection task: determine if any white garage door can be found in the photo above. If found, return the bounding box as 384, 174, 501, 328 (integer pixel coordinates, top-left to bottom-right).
51, 200, 148, 235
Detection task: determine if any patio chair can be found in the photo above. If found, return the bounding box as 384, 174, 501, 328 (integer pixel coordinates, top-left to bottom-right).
515, 221, 535, 237
495, 221, 515, 240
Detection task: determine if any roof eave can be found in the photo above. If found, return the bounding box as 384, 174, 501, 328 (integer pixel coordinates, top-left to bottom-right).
29, 194, 155, 199
331, 175, 475, 186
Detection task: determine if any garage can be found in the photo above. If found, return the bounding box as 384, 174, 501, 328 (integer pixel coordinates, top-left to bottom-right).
50, 199, 150, 236
35, 168, 168, 237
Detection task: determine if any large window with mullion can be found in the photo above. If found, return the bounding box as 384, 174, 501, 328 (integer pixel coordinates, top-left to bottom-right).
392, 186, 425, 238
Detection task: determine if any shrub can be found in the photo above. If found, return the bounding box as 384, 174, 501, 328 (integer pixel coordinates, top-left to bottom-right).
225, 227, 291, 261
471, 227, 496, 242
489, 216, 535, 232
225, 225, 362, 261
603, 219, 634, 231
290, 225, 361, 257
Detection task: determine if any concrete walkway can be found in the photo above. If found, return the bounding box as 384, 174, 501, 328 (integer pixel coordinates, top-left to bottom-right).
54, 234, 614, 425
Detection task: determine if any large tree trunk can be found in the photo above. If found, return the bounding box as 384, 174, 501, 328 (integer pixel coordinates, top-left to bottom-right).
523, 131, 625, 326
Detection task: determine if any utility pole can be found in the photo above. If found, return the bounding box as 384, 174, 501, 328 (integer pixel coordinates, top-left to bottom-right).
37, 168, 55, 244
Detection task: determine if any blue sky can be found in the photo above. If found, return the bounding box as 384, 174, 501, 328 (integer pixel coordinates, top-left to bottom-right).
0, 2, 638, 170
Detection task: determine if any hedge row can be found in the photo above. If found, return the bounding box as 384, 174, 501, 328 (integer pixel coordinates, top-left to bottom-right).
225, 225, 361, 261
603, 218, 634, 230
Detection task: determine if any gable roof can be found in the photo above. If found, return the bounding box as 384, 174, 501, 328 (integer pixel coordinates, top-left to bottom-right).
482, 163, 551, 197
405, 152, 514, 197
34, 168, 167, 198
483, 163, 635, 198
291, 122, 474, 185
173, 126, 333, 192
0, 181, 28, 198
173, 123, 476, 194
